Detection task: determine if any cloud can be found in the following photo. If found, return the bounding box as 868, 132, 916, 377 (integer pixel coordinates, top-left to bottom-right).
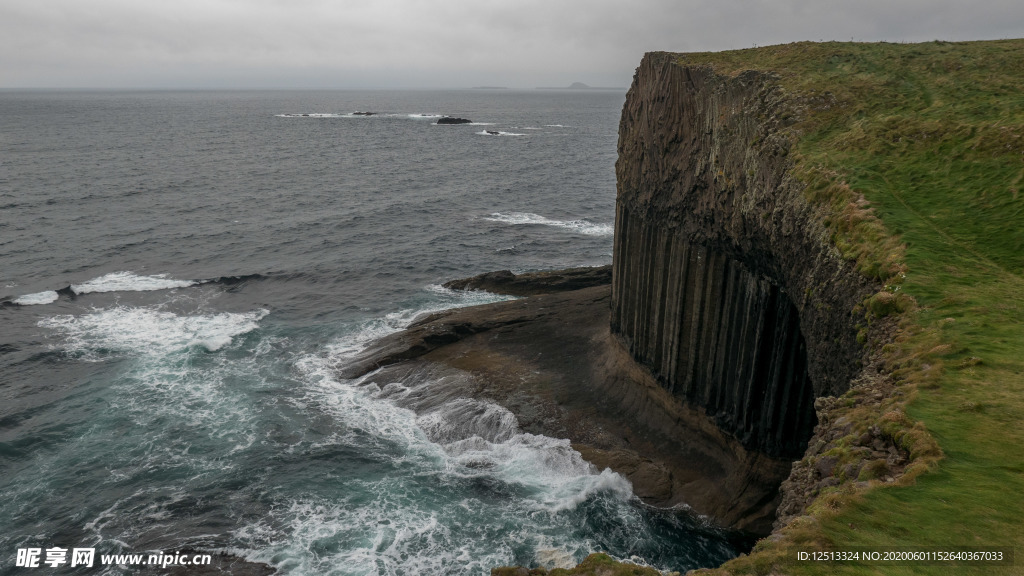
1, 0, 1022, 88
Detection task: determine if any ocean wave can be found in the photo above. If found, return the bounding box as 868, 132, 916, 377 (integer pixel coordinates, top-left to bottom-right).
12, 291, 59, 306
320, 285, 517, 364
368, 379, 633, 512
71, 271, 197, 294
263, 348, 639, 574
39, 307, 268, 357
416, 398, 521, 446
5, 272, 265, 307
484, 212, 613, 237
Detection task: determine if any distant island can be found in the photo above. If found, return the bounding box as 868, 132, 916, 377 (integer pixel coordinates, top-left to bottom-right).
471, 86, 508, 90
536, 81, 625, 90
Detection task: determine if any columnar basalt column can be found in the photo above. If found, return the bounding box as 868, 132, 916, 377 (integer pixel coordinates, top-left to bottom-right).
612, 205, 816, 457
613, 52, 876, 458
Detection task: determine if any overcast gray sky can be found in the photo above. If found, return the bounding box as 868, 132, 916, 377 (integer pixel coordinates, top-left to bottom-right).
2, 0, 1022, 89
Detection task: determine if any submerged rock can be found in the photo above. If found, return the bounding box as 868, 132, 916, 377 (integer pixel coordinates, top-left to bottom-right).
443, 266, 611, 297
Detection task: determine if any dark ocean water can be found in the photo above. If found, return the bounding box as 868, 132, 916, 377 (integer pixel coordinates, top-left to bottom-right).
0, 90, 743, 574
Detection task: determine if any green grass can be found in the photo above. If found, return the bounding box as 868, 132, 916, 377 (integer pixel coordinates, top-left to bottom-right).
671, 40, 1024, 576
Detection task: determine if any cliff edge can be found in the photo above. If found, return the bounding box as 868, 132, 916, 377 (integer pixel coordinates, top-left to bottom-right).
610, 40, 1024, 576
613, 52, 876, 461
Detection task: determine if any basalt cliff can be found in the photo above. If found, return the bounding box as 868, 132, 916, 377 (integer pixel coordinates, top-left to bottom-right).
348, 51, 886, 538
612, 52, 874, 460
348, 41, 1023, 575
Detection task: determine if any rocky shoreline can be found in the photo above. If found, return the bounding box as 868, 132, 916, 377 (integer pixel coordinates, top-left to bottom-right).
343, 267, 791, 537
177, 266, 778, 575
192, 264, 896, 574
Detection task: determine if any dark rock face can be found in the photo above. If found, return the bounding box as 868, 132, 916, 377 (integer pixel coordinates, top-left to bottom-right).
437, 117, 473, 124
443, 266, 611, 296
613, 53, 876, 458
612, 220, 815, 458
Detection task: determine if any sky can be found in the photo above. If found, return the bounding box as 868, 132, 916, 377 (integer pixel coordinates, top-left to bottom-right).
2, 0, 1023, 89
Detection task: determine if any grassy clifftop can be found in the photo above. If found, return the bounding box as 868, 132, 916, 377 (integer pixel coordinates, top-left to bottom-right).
673, 39, 1024, 575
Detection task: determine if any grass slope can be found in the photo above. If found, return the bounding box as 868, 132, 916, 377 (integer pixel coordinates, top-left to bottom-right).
674, 40, 1024, 575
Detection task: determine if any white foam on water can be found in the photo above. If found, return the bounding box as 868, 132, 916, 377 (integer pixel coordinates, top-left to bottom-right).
422, 283, 519, 308
70, 271, 197, 294
39, 306, 267, 358
197, 334, 235, 352
318, 285, 516, 365
415, 398, 520, 445
294, 353, 436, 457
221, 282, 673, 574
2, 304, 275, 552
484, 212, 614, 237
426, 401, 635, 513
241, 302, 643, 574
408, 113, 444, 119
13, 290, 59, 305
89, 305, 269, 445
237, 495, 496, 576
236, 371, 637, 574
436, 415, 634, 514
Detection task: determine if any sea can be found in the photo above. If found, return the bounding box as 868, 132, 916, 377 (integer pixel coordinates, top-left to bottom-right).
0, 90, 745, 575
